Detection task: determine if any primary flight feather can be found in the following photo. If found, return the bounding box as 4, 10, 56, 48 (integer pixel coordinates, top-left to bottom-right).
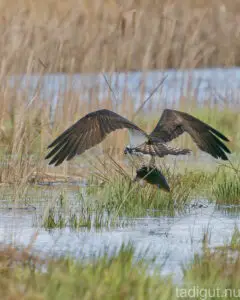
45, 109, 146, 166
45, 109, 231, 166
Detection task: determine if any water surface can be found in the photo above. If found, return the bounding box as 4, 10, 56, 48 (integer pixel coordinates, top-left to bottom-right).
0, 187, 239, 283
8, 68, 240, 110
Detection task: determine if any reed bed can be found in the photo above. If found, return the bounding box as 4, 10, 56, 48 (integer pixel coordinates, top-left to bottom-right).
0, 73, 239, 185
1, 0, 240, 73
0, 0, 239, 184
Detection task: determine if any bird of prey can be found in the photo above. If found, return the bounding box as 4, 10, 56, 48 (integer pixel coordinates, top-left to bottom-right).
45, 108, 231, 166
134, 165, 170, 192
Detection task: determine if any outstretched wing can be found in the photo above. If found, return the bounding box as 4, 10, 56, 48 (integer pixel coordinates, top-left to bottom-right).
149, 109, 231, 160
45, 109, 146, 166
135, 142, 191, 157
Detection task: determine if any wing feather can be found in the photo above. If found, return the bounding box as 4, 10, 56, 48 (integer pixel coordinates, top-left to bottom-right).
46, 109, 146, 166
149, 109, 231, 160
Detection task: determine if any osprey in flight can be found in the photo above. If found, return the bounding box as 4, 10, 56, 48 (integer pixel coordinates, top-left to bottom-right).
45, 109, 231, 166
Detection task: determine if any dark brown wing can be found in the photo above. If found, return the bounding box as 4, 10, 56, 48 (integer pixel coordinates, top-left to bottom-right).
45, 109, 146, 166
149, 109, 231, 160
134, 142, 191, 157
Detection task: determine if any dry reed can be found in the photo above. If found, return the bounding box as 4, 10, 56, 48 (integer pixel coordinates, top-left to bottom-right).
0, 0, 240, 73
0, 0, 239, 184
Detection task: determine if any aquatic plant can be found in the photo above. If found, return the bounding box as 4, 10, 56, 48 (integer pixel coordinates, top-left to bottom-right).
211, 165, 240, 205
86, 159, 213, 218
41, 191, 125, 230
43, 207, 67, 229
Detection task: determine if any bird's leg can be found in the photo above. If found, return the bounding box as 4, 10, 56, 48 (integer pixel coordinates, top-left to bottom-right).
148, 156, 155, 169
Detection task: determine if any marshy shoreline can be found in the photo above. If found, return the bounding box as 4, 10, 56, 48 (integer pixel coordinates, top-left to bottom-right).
0, 0, 240, 299
1, 229, 240, 300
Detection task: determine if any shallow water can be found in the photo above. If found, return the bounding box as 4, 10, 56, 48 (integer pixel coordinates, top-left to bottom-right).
0, 186, 239, 283
2, 67, 240, 282
8, 68, 240, 109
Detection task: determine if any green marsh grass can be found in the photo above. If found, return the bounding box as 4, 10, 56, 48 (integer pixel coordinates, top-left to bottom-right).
2, 229, 240, 299
6, 159, 214, 230
86, 160, 214, 218
211, 165, 240, 205
215, 225, 240, 251
41, 188, 126, 230
0, 166, 211, 230
43, 207, 67, 229
183, 228, 240, 299
1, 155, 238, 231
0, 243, 174, 300
39, 154, 239, 231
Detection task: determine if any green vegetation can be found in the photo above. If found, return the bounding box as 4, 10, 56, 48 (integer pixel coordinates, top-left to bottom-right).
0, 244, 174, 300
42, 193, 125, 230
183, 228, 240, 299
211, 164, 240, 205
39, 161, 238, 229
1, 157, 238, 230
39, 159, 239, 229
87, 167, 213, 217
0, 1, 239, 299
1, 228, 240, 300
